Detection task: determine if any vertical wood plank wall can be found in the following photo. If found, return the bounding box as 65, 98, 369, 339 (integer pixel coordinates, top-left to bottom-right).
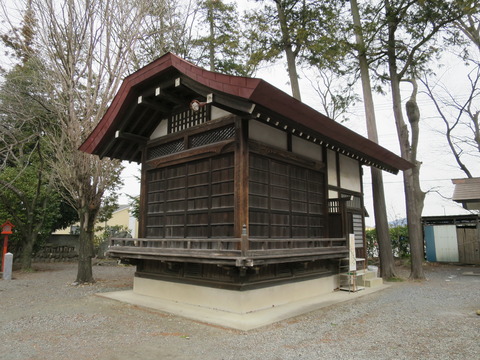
139, 113, 364, 246
145, 153, 235, 238
248, 153, 326, 238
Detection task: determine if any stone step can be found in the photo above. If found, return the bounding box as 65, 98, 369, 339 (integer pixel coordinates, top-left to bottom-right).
357, 270, 377, 281
357, 276, 383, 288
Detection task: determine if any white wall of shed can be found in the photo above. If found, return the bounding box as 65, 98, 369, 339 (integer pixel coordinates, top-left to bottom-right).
433, 225, 459, 262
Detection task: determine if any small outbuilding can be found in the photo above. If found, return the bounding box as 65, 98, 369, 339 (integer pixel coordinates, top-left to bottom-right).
80, 53, 410, 328
452, 178, 480, 211
423, 215, 480, 265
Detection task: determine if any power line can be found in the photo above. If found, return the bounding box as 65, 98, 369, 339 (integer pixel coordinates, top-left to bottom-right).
364, 178, 457, 185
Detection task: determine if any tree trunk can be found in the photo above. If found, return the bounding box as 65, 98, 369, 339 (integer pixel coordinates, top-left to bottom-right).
208, 2, 215, 71
76, 209, 95, 283
372, 168, 398, 278
390, 77, 426, 280
403, 166, 425, 279
350, 0, 397, 278
387, 58, 426, 280
21, 234, 35, 271
275, 1, 301, 101
284, 46, 302, 101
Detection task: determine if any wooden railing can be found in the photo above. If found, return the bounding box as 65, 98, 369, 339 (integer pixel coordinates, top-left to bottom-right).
108, 236, 348, 266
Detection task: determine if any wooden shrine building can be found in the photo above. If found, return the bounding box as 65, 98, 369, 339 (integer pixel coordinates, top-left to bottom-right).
80, 53, 411, 326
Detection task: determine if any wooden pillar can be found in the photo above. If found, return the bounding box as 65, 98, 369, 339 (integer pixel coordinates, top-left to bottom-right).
359, 164, 367, 259
234, 118, 249, 240
138, 153, 147, 239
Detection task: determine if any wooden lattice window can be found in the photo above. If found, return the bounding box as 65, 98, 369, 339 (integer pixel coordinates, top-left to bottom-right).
168, 105, 211, 134
148, 123, 235, 161
147, 139, 185, 160
328, 199, 341, 213
145, 153, 235, 238
249, 153, 326, 238
189, 125, 235, 148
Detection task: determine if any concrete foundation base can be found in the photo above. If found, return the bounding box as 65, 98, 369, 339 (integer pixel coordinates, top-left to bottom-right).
99, 275, 390, 330
133, 275, 337, 314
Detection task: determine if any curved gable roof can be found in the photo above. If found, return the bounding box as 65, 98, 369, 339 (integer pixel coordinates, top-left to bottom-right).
80, 52, 412, 173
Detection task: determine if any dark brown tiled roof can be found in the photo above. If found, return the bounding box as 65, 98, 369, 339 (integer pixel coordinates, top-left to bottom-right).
80, 52, 412, 173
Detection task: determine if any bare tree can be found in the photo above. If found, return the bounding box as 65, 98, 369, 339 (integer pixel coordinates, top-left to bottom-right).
304, 68, 358, 123
1, 0, 155, 283
423, 70, 480, 179
422, 11, 480, 179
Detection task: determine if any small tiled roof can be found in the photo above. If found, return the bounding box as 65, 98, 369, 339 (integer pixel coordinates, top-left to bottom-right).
452, 178, 480, 202
114, 204, 131, 213
80, 52, 412, 174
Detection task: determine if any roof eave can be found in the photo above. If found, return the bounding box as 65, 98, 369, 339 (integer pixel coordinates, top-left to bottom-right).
80, 52, 413, 174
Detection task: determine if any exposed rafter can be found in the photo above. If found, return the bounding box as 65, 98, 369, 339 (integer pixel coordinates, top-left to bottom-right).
115, 131, 149, 144
180, 76, 256, 116
137, 96, 171, 113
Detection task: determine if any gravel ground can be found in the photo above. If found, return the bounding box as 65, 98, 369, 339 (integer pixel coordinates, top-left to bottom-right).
0, 261, 479, 360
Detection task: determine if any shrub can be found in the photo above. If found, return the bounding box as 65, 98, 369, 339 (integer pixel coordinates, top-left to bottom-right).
366, 225, 410, 259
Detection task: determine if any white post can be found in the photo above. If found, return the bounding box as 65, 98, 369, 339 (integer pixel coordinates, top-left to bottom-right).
2, 252, 13, 280
349, 234, 356, 272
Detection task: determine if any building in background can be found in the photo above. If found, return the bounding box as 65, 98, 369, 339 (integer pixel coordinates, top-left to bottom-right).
55, 204, 138, 238
423, 214, 480, 265
452, 178, 480, 211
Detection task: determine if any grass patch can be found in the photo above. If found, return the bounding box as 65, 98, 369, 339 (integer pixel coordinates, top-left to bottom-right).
385, 277, 404, 282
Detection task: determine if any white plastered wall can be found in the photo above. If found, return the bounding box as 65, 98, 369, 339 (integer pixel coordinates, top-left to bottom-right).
211, 106, 231, 120
292, 136, 322, 161
339, 154, 361, 192
327, 149, 337, 187
149, 118, 168, 140
327, 150, 361, 198
249, 120, 287, 150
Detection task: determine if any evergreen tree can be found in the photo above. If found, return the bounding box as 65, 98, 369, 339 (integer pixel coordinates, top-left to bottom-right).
246, 0, 342, 99
2, 0, 154, 282
132, 0, 198, 68
194, 0, 256, 76
0, 7, 76, 269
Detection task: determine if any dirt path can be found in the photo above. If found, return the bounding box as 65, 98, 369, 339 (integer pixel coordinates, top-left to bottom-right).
1, 262, 479, 360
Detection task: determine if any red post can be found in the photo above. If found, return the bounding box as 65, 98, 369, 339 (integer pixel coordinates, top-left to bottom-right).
1, 221, 14, 272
